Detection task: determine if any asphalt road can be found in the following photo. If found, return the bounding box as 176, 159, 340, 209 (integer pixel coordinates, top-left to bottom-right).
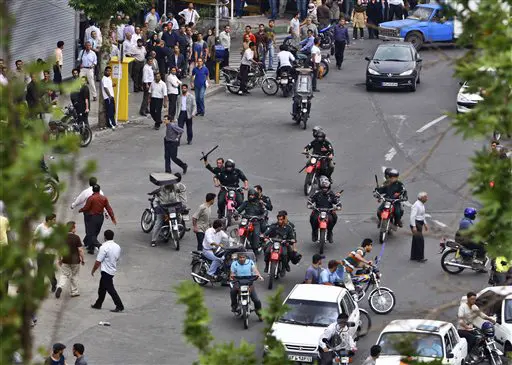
33, 39, 491, 364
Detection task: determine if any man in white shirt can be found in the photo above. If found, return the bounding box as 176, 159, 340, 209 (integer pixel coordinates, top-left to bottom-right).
140, 58, 155, 116
78, 42, 98, 100
410, 191, 428, 262
276, 44, 295, 78
311, 38, 322, 92
318, 313, 357, 364
34, 214, 58, 292
84, 21, 102, 46
166, 66, 182, 119
149, 72, 168, 130
145, 7, 159, 33
179, 3, 200, 25
219, 25, 231, 67
122, 32, 135, 56
290, 12, 301, 39
71, 177, 104, 210
131, 39, 147, 92
91, 230, 124, 312
239, 42, 256, 95
202, 220, 229, 278
387, 0, 404, 20
101, 66, 117, 129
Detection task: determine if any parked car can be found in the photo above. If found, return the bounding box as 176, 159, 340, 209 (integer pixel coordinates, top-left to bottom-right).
365, 43, 422, 92
268, 284, 367, 363
456, 81, 483, 114
375, 319, 468, 364
473, 286, 512, 358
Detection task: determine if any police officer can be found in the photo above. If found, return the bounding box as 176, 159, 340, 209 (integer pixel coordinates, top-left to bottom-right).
215, 159, 249, 218
263, 211, 296, 274
308, 178, 341, 243
255, 184, 273, 232
304, 129, 335, 180
374, 168, 407, 227
237, 188, 266, 255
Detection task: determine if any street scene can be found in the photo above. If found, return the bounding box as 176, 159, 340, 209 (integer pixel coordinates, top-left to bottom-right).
1, 0, 511, 364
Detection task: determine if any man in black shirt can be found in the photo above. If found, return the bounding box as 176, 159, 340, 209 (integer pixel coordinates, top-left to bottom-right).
304, 130, 335, 180
72, 76, 91, 125
308, 178, 341, 243
26, 74, 43, 117
214, 159, 249, 218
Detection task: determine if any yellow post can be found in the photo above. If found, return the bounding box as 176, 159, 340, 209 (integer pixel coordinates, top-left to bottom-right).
109, 56, 134, 122
215, 61, 220, 84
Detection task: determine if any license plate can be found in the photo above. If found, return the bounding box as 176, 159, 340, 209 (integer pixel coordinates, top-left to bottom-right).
170, 212, 177, 218
182, 214, 190, 221
281, 79, 288, 84
288, 355, 313, 362
382, 82, 398, 87
339, 357, 350, 362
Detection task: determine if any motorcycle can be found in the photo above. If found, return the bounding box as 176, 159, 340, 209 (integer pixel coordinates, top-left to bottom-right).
373, 190, 406, 244
265, 237, 291, 290
48, 104, 93, 147
236, 215, 264, 255
292, 68, 314, 130
190, 245, 251, 286
40, 157, 59, 204
277, 67, 295, 97
466, 326, 504, 365
222, 63, 278, 96
351, 257, 396, 315
318, 24, 334, 50
301, 152, 331, 195
308, 205, 341, 254
319, 54, 331, 78
439, 238, 490, 274
286, 45, 330, 78
220, 185, 243, 227
231, 276, 259, 329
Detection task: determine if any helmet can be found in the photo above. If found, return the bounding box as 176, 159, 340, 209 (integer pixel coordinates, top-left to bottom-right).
384, 167, 393, 179
312, 126, 324, 137
388, 168, 399, 178
315, 130, 326, 142
481, 321, 495, 337
225, 159, 235, 172
248, 188, 257, 201
464, 207, 477, 220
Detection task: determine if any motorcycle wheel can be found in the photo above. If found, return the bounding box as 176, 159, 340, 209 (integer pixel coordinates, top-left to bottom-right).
79, 125, 93, 147
320, 60, 329, 78
191, 262, 209, 286
368, 287, 396, 315
44, 179, 59, 204
178, 219, 186, 239
301, 113, 308, 130
379, 219, 389, 243
226, 211, 233, 228
355, 308, 372, 340
441, 249, 465, 274
159, 226, 170, 242
172, 230, 180, 251
304, 173, 314, 196
261, 78, 279, 95
227, 79, 241, 94
282, 85, 289, 97
319, 228, 326, 254
488, 350, 503, 365
320, 38, 332, 50
140, 209, 155, 233
268, 261, 278, 290
242, 306, 249, 329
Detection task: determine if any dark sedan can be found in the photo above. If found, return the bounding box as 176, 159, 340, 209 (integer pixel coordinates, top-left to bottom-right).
365, 43, 422, 92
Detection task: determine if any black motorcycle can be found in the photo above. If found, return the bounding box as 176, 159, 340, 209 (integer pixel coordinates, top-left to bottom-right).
40, 158, 59, 204
48, 104, 92, 147
190, 245, 247, 286
292, 69, 314, 130
467, 326, 504, 365
221, 63, 278, 96
276, 67, 296, 97
439, 238, 490, 274
231, 275, 259, 329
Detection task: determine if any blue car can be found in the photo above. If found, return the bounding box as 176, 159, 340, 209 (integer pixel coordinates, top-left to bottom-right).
378, 3, 456, 50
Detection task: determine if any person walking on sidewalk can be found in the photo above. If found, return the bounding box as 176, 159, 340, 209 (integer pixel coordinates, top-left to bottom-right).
191, 58, 209, 117
55, 221, 84, 299
91, 230, 124, 313
34, 214, 58, 293
176, 84, 196, 144
101, 66, 117, 129
149, 72, 168, 130
333, 18, 350, 69
410, 191, 428, 263
71, 177, 104, 235
192, 193, 216, 251
163, 115, 188, 174
140, 58, 155, 116
53, 41, 64, 84
79, 184, 117, 254
166, 66, 182, 120
77, 42, 98, 100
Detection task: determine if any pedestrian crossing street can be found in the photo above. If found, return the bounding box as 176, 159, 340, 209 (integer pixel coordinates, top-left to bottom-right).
228, 34, 289, 70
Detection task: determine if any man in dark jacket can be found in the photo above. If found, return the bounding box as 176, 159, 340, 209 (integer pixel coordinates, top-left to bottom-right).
237, 188, 266, 255
366, 0, 383, 39
332, 18, 350, 69
375, 169, 407, 227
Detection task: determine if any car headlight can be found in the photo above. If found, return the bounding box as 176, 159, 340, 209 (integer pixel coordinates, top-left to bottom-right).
399, 69, 414, 76
368, 68, 380, 75
457, 93, 471, 103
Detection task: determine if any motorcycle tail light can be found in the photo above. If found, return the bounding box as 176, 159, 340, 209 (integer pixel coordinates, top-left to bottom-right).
273, 241, 280, 249
381, 211, 389, 219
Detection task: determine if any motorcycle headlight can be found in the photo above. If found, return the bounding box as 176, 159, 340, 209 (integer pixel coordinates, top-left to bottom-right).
241, 218, 248, 225
302, 99, 308, 103
273, 241, 280, 249
320, 212, 327, 219
228, 191, 235, 198
399, 69, 414, 76
368, 68, 380, 75
310, 157, 317, 164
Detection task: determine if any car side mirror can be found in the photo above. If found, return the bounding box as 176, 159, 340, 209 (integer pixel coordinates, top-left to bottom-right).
416, 57, 422, 62
446, 352, 454, 359
365, 56, 371, 61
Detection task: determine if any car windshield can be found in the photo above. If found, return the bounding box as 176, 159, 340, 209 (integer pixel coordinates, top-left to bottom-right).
505, 299, 512, 323
373, 46, 413, 62
407, 7, 434, 21
378, 332, 444, 358
278, 299, 339, 327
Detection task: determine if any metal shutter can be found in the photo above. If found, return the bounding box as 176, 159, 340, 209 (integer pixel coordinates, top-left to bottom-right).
10, 0, 78, 79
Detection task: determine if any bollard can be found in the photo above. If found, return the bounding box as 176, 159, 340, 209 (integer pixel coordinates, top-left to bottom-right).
215, 61, 220, 85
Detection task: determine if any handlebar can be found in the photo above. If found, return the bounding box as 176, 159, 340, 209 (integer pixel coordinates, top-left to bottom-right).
240, 215, 264, 221
373, 191, 406, 202
220, 185, 244, 192
302, 152, 329, 159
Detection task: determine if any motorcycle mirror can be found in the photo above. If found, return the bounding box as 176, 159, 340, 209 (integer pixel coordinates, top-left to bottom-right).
365, 57, 371, 61
446, 352, 454, 359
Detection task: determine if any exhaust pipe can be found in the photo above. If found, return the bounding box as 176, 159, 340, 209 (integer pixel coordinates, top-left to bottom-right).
444, 261, 470, 269
191, 272, 211, 283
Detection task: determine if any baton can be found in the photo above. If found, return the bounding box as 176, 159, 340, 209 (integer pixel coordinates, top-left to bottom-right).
375, 174, 379, 188
199, 145, 219, 161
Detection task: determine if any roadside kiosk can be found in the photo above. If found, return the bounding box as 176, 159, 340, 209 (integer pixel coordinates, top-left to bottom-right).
109, 56, 134, 122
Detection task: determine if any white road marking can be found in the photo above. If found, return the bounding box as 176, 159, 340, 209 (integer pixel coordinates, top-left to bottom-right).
432, 219, 448, 228
385, 147, 397, 161
382, 166, 387, 174
416, 115, 448, 133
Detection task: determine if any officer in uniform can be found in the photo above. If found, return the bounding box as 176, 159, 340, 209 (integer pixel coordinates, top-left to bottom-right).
237, 188, 267, 255
255, 184, 272, 232
304, 129, 335, 180
215, 159, 249, 218
374, 168, 407, 227
308, 178, 341, 243
263, 211, 296, 274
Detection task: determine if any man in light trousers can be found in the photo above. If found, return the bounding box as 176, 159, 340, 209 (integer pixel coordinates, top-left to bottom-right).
78, 42, 98, 100
202, 219, 229, 279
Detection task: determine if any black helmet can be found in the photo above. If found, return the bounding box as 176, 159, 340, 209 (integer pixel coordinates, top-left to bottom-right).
248, 188, 257, 201
388, 168, 399, 178
384, 167, 393, 179
312, 126, 324, 137
315, 130, 326, 142
225, 159, 235, 172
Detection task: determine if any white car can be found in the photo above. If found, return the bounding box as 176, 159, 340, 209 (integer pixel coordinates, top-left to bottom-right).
456, 81, 483, 114
473, 286, 512, 358
375, 319, 468, 364
269, 284, 363, 363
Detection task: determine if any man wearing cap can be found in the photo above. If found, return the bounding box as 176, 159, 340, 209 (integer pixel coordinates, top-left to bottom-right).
304, 254, 325, 284
46, 343, 66, 365
318, 313, 357, 365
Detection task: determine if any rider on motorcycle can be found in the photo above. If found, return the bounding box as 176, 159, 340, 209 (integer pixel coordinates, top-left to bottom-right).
229, 250, 264, 320
374, 169, 407, 227
308, 178, 341, 243
341, 238, 374, 292
214, 159, 249, 218
150, 173, 187, 247
202, 219, 230, 280
255, 184, 272, 231
236, 188, 266, 255
263, 211, 296, 274
318, 313, 357, 365
276, 44, 296, 79
304, 129, 335, 180
455, 208, 487, 269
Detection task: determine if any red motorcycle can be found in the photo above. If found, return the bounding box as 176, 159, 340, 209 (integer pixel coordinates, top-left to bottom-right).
237, 215, 262, 253
374, 191, 404, 244
301, 152, 330, 196
309, 205, 340, 254
266, 237, 290, 290
219, 185, 243, 227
